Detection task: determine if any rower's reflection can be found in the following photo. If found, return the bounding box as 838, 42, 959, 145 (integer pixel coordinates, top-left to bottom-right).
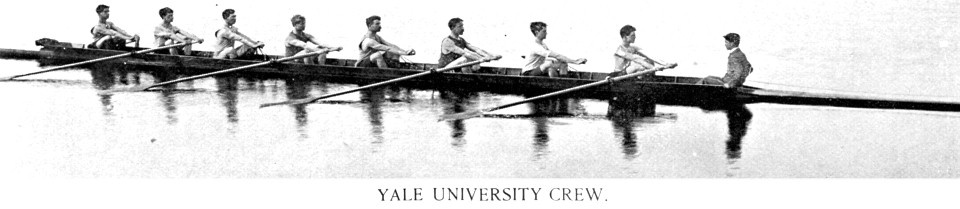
527, 97, 577, 161
608, 114, 640, 161
723, 104, 752, 164
606, 93, 656, 160
152, 69, 182, 125
282, 77, 314, 139
89, 67, 118, 118
439, 89, 478, 149
214, 75, 239, 124
360, 86, 388, 145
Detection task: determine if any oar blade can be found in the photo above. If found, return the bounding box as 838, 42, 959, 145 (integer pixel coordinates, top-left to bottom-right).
259, 97, 317, 108
438, 109, 484, 122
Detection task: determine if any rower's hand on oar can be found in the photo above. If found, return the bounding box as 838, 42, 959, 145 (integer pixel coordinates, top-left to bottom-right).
666, 62, 678, 69
574, 58, 588, 65
484, 55, 503, 62
406, 49, 416, 56
255, 41, 266, 48
332, 46, 344, 52
130, 35, 140, 42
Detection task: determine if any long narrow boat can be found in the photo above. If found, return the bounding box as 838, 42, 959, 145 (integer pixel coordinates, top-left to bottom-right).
2, 39, 960, 112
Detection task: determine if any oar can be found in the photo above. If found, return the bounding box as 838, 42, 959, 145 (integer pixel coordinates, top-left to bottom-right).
259, 56, 501, 108
439, 63, 678, 121
101, 49, 335, 94
1, 42, 193, 80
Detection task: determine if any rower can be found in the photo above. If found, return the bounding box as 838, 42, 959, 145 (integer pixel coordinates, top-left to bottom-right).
521, 21, 587, 77
356, 15, 415, 68
613, 25, 676, 79
285, 14, 342, 65
90, 4, 140, 50
697, 33, 753, 88
213, 9, 265, 59
438, 18, 501, 73
154, 7, 203, 56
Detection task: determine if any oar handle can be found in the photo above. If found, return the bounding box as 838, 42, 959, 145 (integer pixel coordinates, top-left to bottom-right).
4, 42, 193, 80
142, 50, 328, 90
485, 66, 669, 112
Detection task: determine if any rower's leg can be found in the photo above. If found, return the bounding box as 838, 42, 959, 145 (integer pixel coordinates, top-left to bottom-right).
626, 65, 653, 80
161, 40, 180, 55
541, 59, 557, 77
316, 52, 328, 65
214, 47, 237, 59
235, 45, 255, 59
93, 36, 115, 49
557, 62, 569, 76
371, 51, 389, 68
182, 43, 193, 56
543, 58, 569, 78
445, 56, 474, 73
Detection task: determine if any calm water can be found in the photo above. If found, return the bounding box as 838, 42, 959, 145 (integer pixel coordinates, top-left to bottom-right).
0, 0, 958, 178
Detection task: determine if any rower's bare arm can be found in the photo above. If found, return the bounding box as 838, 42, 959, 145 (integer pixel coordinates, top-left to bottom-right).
633, 47, 675, 67
232, 32, 263, 48
366, 38, 411, 55
444, 40, 482, 60
467, 43, 499, 59
98, 26, 134, 40
548, 51, 586, 64
288, 39, 313, 49
112, 25, 138, 41
308, 37, 341, 51
180, 30, 203, 43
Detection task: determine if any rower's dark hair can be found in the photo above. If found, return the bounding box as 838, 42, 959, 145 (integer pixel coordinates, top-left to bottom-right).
95, 4, 109, 13
222, 9, 235, 19
723, 33, 741, 46
530, 22, 547, 35
159, 7, 173, 18
291, 14, 305, 26
366, 15, 381, 27
448, 17, 463, 30
620, 25, 636, 38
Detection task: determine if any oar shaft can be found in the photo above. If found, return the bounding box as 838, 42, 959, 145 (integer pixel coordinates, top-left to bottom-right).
486, 68, 662, 112
308, 59, 488, 102
143, 50, 325, 90
6, 42, 190, 79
